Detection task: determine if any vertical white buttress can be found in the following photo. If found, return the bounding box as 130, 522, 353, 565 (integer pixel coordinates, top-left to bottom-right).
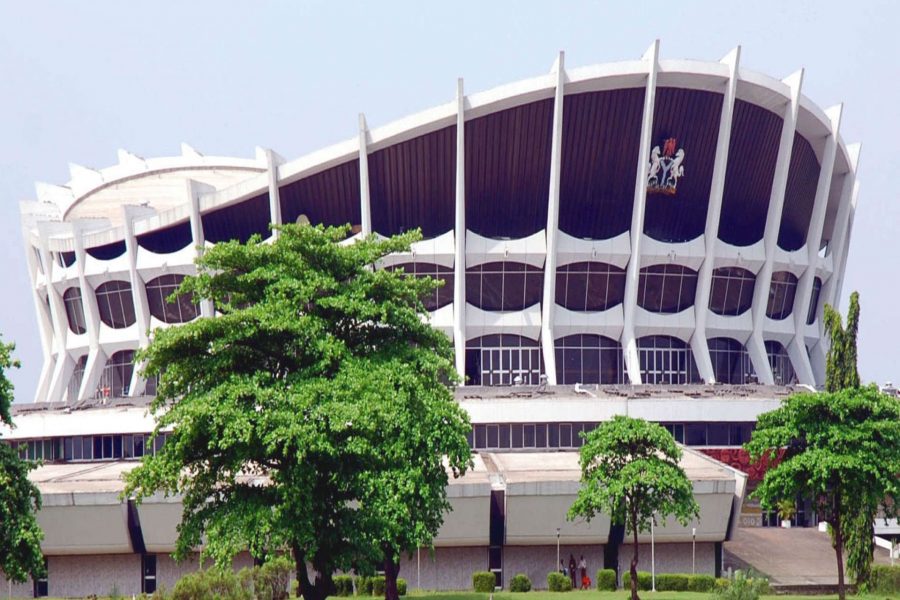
691, 47, 741, 383
746, 70, 804, 384
622, 40, 660, 385
359, 114, 372, 236
265, 148, 283, 238
540, 51, 566, 385
74, 225, 104, 401
453, 79, 468, 382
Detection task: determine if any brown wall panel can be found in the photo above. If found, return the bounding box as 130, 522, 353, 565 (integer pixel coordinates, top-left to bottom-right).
279, 160, 362, 230
559, 88, 645, 239
778, 133, 820, 251
201, 193, 270, 243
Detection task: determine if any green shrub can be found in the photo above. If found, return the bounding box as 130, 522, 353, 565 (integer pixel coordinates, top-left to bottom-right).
712, 570, 768, 600
333, 575, 354, 597
656, 573, 688, 591
687, 573, 716, 592
509, 573, 532, 592
396, 578, 407, 596
254, 556, 292, 600
172, 568, 252, 600
595, 568, 616, 591
714, 577, 730, 591
870, 565, 900, 594
621, 571, 652, 591
370, 576, 386, 596
357, 576, 373, 596
546, 572, 572, 592
473, 571, 496, 593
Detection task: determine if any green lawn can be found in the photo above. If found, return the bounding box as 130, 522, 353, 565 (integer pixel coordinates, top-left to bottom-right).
404, 593, 893, 600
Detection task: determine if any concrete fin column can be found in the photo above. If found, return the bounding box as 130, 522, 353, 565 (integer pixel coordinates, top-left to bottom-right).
264, 148, 284, 238
359, 113, 372, 236
831, 182, 858, 312
788, 104, 842, 386
26, 225, 57, 402
453, 79, 468, 382
746, 69, 804, 385
123, 206, 155, 396
820, 144, 861, 312
186, 179, 215, 318
540, 51, 566, 385
74, 224, 105, 400
691, 46, 740, 383
622, 40, 660, 385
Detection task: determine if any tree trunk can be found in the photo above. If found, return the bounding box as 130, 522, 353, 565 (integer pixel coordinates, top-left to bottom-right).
293, 545, 331, 600
383, 549, 401, 600
832, 492, 846, 600
630, 506, 640, 600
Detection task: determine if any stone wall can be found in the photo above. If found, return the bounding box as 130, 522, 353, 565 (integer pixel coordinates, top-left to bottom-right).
618, 542, 716, 578
398, 546, 486, 591
48, 554, 142, 598
0, 574, 33, 599
504, 544, 604, 589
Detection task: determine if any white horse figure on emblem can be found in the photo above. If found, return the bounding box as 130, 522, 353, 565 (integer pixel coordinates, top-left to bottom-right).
648, 146, 662, 186
666, 148, 685, 188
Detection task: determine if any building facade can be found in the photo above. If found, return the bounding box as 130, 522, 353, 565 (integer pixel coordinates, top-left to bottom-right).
6, 43, 859, 596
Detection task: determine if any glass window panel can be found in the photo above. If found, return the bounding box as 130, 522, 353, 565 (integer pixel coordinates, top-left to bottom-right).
535, 424, 546, 448
499, 424, 511, 449
548, 423, 559, 448
487, 425, 499, 449
523, 424, 535, 448
685, 423, 708, 446
475, 425, 486, 449
707, 423, 729, 446
560, 424, 572, 448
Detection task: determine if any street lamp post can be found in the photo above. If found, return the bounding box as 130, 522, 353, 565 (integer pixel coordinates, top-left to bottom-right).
650, 516, 656, 592
692, 527, 696, 575
556, 528, 561, 573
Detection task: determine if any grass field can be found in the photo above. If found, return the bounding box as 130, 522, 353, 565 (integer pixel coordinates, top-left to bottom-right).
401, 592, 896, 600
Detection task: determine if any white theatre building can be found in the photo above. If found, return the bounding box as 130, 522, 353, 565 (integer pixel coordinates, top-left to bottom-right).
3, 43, 859, 596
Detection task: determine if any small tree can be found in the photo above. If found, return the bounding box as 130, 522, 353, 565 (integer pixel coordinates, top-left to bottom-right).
0, 337, 45, 584
745, 386, 900, 600
568, 416, 698, 600
123, 224, 471, 600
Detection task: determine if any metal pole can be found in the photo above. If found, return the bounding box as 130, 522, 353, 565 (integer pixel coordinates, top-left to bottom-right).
651, 518, 656, 592
692, 527, 696, 575
417, 546, 421, 591
556, 528, 561, 573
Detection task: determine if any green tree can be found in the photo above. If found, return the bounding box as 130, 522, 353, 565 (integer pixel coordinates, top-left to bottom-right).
123, 224, 471, 600
823, 291, 875, 588
0, 337, 45, 584
823, 291, 860, 393
567, 416, 699, 600
745, 386, 900, 600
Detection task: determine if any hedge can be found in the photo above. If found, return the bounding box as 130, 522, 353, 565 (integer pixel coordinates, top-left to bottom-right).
370, 576, 386, 597
333, 575, 353, 596
509, 573, 531, 592
596, 569, 616, 591
622, 571, 652, 591
687, 574, 716, 592
356, 576, 374, 596
473, 571, 496, 592
397, 578, 408, 596
546, 572, 572, 592
870, 565, 900, 594
656, 573, 688, 591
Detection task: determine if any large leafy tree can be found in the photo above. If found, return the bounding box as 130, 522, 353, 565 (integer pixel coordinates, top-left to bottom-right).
123, 224, 471, 600
745, 386, 900, 600
0, 337, 45, 584
568, 416, 698, 600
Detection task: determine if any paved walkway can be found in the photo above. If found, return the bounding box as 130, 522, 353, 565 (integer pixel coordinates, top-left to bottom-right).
724, 527, 893, 586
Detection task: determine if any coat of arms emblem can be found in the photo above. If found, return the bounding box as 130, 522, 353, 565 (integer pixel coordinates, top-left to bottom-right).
647, 137, 685, 195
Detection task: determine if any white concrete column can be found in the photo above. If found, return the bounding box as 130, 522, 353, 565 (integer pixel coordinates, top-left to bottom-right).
453, 78, 468, 382
358, 113, 372, 236
123, 206, 155, 396
186, 179, 215, 318
809, 151, 858, 383
540, 51, 566, 386
691, 46, 741, 384
36, 226, 73, 403
622, 40, 660, 385
73, 225, 105, 400
821, 145, 861, 311
746, 69, 804, 385
264, 148, 284, 238
788, 105, 842, 386
831, 182, 858, 312
25, 226, 57, 402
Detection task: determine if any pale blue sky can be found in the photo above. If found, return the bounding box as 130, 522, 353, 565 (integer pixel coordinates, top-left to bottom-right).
1, 1, 897, 402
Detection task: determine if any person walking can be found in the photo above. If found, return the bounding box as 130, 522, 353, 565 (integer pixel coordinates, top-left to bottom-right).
568, 554, 577, 589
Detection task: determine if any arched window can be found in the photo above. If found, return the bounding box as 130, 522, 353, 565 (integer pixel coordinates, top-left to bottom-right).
709, 267, 756, 316
96, 350, 135, 398
765, 341, 796, 385
766, 272, 798, 320
63, 287, 87, 334
708, 337, 753, 384
466, 262, 543, 311
67, 355, 87, 402
637, 335, 700, 384
637, 265, 698, 313
390, 263, 454, 311
806, 277, 822, 325
465, 335, 543, 386
555, 262, 626, 311
146, 274, 199, 324
95, 281, 136, 328
555, 335, 624, 384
